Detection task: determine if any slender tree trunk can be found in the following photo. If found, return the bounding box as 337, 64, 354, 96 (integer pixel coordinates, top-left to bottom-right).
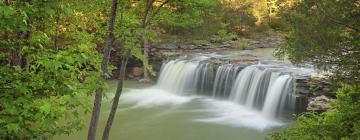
87, 89, 103, 140
141, 0, 169, 80
10, 45, 21, 66
54, 13, 60, 50
21, 30, 31, 70
102, 50, 131, 140
141, 0, 153, 81
87, 0, 118, 140
143, 38, 150, 80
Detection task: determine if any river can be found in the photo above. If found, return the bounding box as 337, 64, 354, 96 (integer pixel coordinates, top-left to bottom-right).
54, 48, 301, 140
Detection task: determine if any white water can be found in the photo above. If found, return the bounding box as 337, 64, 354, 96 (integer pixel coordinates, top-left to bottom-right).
121, 53, 312, 130
121, 88, 195, 108
229, 66, 257, 104
193, 99, 283, 131
120, 88, 283, 131
262, 75, 293, 118
212, 64, 240, 97
157, 60, 198, 94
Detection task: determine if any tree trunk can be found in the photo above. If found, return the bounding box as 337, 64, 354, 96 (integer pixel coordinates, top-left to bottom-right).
87, 0, 118, 140
143, 38, 150, 80
102, 50, 131, 140
87, 89, 103, 140
141, 0, 153, 81
10, 46, 21, 66
141, 0, 169, 81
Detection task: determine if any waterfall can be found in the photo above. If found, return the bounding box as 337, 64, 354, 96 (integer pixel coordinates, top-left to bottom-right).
229, 66, 257, 104
157, 60, 198, 94
194, 63, 215, 95
212, 64, 241, 98
262, 75, 293, 118
156, 57, 301, 119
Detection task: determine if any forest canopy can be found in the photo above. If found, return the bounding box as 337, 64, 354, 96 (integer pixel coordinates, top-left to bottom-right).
1, 0, 359, 139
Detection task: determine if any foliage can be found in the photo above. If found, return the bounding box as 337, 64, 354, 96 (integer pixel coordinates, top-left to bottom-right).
155, 0, 220, 39
0, 47, 102, 139
162, 0, 220, 31
271, 0, 360, 139
269, 85, 360, 140
0, 0, 105, 139
210, 29, 238, 43
233, 42, 253, 50
275, 0, 360, 83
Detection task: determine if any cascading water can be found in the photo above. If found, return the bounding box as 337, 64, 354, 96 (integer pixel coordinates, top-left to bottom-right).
156, 55, 307, 119
157, 60, 198, 94
194, 63, 215, 95
227, 64, 299, 118
262, 75, 294, 118
212, 64, 241, 98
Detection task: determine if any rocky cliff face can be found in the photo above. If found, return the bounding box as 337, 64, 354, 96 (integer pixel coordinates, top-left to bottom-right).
294, 72, 335, 113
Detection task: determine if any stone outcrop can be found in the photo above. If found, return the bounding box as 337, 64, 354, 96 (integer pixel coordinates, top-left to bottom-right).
127, 67, 144, 80
238, 35, 285, 48
294, 72, 335, 113
307, 95, 332, 112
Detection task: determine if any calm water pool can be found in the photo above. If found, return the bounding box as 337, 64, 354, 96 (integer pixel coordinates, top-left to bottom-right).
53, 80, 283, 140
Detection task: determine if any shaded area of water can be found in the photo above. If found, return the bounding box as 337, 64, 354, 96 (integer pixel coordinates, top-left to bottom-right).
54, 48, 297, 140
53, 80, 279, 140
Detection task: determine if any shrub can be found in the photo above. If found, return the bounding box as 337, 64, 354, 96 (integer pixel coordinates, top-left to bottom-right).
269, 84, 360, 140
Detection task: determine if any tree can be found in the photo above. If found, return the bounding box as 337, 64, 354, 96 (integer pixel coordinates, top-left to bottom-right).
136, 0, 220, 80
102, 1, 144, 139
270, 85, 360, 139
275, 0, 360, 83
139, 0, 170, 81
270, 0, 360, 139
0, 1, 104, 139
87, 0, 118, 140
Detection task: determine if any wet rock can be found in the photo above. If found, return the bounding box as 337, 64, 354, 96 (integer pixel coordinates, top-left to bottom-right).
219, 43, 231, 48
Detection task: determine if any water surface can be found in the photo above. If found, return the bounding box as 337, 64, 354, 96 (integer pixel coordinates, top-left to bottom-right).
54, 80, 281, 140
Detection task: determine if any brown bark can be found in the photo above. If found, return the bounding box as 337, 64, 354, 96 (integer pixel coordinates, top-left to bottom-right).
87, 89, 103, 140
21, 26, 31, 70
87, 0, 118, 140
10, 46, 21, 66
4, 0, 10, 5
101, 50, 131, 140
143, 38, 150, 80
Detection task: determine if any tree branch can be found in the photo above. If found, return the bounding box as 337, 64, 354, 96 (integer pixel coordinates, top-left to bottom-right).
146, 0, 170, 25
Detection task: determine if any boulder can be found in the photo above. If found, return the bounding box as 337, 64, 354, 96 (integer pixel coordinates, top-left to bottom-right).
128, 67, 144, 80
307, 95, 332, 111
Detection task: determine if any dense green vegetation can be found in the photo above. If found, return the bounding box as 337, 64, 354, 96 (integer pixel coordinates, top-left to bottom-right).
0, 1, 105, 139
0, 0, 229, 139
270, 0, 360, 139
1, 0, 359, 139
270, 85, 360, 139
